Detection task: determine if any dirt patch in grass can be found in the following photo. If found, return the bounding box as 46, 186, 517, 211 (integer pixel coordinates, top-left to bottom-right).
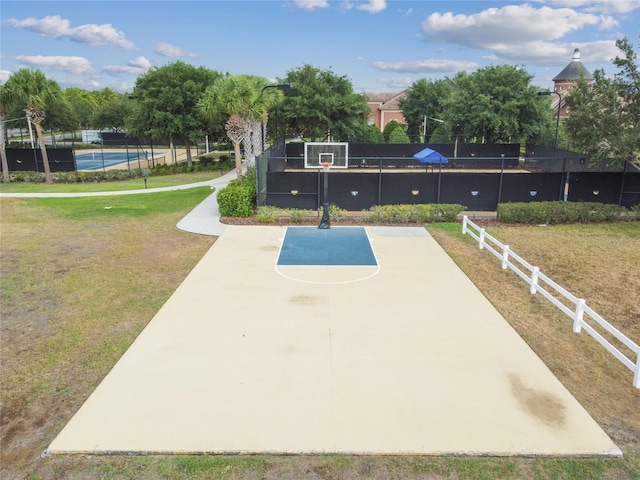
2, 204, 639, 479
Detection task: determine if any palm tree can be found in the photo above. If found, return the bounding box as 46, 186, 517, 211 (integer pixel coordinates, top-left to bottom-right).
197, 75, 283, 179
0, 84, 12, 183
4, 69, 61, 183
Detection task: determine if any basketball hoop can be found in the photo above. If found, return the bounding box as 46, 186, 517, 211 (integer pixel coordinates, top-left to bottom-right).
322, 161, 331, 170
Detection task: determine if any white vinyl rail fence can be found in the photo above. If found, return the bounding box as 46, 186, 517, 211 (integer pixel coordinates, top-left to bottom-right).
462, 215, 640, 388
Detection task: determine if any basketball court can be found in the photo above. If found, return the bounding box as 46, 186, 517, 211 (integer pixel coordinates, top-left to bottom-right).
47, 225, 620, 456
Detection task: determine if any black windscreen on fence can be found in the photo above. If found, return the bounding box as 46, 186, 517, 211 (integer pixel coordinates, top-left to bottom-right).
263, 171, 637, 211
258, 142, 640, 210
3, 148, 76, 172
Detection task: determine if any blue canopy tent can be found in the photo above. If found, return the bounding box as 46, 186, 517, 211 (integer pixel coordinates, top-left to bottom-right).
413, 147, 448, 172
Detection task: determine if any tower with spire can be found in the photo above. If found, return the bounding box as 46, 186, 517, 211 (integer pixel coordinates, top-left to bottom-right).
550, 49, 594, 119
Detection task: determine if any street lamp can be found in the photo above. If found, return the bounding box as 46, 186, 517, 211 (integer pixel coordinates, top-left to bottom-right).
538, 90, 562, 149
418, 99, 438, 143
260, 84, 296, 151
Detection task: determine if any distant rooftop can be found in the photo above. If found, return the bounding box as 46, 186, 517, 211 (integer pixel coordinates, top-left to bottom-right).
366, 91, 406, 110
553, 48, 593, 82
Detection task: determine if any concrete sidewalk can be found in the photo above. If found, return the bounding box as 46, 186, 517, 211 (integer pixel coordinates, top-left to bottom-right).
47, 225, 620, 456
176, 170, 235, 236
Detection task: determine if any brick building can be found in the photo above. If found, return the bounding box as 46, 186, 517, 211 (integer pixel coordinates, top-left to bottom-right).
366, 91, 406, 130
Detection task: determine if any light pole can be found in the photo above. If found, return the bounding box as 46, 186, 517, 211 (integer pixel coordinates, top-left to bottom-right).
260, 83, 296, 151
538, 91, 562, 149
418, 99, 438, 143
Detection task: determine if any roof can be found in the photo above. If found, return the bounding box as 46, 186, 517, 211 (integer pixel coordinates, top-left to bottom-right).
553, 48, 593, 82
366, 91, 407, 111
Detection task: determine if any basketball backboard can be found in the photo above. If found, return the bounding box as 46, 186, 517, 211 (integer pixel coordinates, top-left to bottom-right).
304, 142, 348, 169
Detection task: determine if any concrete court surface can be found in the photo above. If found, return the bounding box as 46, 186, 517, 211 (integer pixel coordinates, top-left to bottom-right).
47, 226, 620, 457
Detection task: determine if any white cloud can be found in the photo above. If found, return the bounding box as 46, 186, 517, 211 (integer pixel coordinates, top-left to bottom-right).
15, 55, 94, 75
129, 56, 152, 69
490, 39, 621, 65
597, 14, 621, 29
103, 56, 152, 76
293, 0, 329, 10
356, 0, 387, 13
423, 5, 605, 48
420, 4, 625, 66
371, 58, 479, 74
6, 15, 134, 49
0, 70, 12, 83
7, 15, 134, 50
154, 42, 196, 57
538, 0, 640, 14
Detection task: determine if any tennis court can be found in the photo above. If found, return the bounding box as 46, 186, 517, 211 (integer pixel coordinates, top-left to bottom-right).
75, 151, 161, 170
47, 226, 620, 456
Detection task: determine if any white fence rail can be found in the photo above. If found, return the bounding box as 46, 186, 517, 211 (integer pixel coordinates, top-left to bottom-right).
462, 215, 640, 388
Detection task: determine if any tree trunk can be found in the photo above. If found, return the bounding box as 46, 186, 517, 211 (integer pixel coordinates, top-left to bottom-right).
34, 121, 53, 183
233, 141, 242, 180
184, 136, 193, 167
0, 116, 10, 183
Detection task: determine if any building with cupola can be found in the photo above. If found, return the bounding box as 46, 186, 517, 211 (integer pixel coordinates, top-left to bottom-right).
550, 48, 594, 119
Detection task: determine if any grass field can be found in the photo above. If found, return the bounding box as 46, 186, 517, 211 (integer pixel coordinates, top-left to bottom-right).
0, 171, 224, 193
1, 189, 639, 479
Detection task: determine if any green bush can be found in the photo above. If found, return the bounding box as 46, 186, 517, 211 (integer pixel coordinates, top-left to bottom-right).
216, 168, 257, 217
328, 204, 348, 221
288, 208, 314, 223
195, 153, 234, 170
432, 204, 467, 222
9, 171, 46, 183
497, 201, 628, 224
364, 204, 465, 223
216, 185, 254, 217
256, 206, 280, 223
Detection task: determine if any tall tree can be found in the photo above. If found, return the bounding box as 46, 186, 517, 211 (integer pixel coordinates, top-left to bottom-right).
92, 93, 133, 133
4, 69, 61, 183
277, 64, 370, 142
446, 65, 550, 144
399, 78, 452, 142
565, 37, 640, 167
62, 87, 99, 130
198, 74, 283, 179
131, 61, 220, 166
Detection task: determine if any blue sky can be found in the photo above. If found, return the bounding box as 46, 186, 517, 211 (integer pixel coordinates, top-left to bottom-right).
1, 0, 638, 93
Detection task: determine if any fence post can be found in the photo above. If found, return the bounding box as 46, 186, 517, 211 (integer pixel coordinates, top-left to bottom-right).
479, 228, 485, 250
530, 266, 540, 294
573, 299, 585, 333
634, 356, 640, 389
462, 215, 468, 234
502, 245, 510, 270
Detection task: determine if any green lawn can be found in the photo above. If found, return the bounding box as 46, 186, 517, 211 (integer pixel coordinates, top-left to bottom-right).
0, 171, 224, 193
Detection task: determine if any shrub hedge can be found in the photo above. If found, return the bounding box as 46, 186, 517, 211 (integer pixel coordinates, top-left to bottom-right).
364, 204, 466, 223
497, 201, 628, 224
252, 203, 466, 223
216, 169, 257, 217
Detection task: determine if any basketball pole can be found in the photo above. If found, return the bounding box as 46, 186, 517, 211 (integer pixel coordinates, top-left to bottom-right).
318, 162, 331, 229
